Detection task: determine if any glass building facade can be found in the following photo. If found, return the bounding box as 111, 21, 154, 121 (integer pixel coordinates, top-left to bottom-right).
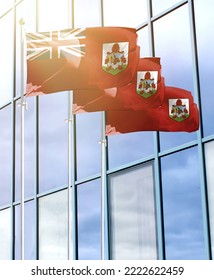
0, 0, 214, 260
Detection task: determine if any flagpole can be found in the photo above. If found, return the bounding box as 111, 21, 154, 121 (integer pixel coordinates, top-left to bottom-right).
19, 18, 26, 260
67, 91, 72, 260
100, 112, 109, 260
100, 0, 109, 261
66, 0, 77, 260
66, 90, 78, 260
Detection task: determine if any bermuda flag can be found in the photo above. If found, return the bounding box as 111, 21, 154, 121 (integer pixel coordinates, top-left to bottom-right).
26, 27, 139, 96
106, 86, 199, 135
73, 56, 164, 113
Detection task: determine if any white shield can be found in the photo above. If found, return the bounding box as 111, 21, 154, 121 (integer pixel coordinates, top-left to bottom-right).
169, 99, 190, 122
102, 42, 129, 75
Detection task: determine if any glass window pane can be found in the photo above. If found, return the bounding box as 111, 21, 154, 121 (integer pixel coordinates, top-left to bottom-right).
138, 27, 150, 57
39, 93, 68, 193
103, 0, 147, 27
205, 141, 214, 257
38, 0, 70, 31
108, 132, 154, 170
15, 205, 21, 259
25, 200, 36, 259
24, 98, 36, 198
0, 208, 11, 260
74, 0, 101, 27
0, 0, 13, 17
152, 0, 181, 16
194, 0, 214, 137
161, 147, 206, 259
77, 179, 101, 259
76, 112, 101, 180
16, 0, 36, 32
15, 98, 35, 201
0, 12, 14, 106
153, 5, 197, 151
39, 190, 69, 259
109, 163, 157, 259
15, 201, 36, 259
0, 106, 12, 207
15, 102, 21, 201
16, 0, 37, 98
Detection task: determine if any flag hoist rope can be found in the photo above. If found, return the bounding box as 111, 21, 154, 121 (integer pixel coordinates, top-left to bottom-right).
19, 18, 27, 260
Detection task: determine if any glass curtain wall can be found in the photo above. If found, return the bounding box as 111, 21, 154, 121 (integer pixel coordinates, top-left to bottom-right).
0, 0, 214, 260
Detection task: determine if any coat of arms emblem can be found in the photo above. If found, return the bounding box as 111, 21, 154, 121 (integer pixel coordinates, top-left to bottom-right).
102, 42, 129, 75
136, 71, 158, 98
169, 99, 189, 122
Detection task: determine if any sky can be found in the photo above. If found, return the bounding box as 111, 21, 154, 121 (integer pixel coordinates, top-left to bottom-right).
0, 0, 214, 260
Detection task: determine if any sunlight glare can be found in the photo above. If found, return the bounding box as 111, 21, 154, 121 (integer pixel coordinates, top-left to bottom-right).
38, 0, 70, 31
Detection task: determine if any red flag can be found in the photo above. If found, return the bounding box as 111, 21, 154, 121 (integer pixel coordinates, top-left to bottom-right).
73, 57, 164, 113
26, 27, 139, 96
106, 86, 199, 135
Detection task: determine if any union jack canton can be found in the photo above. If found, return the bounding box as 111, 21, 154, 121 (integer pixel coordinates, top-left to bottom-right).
26, 28, 86, 61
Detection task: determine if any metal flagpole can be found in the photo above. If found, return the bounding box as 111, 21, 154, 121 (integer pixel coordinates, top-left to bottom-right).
66, 90, 77, 260
66, 0, 77, 260
19, 18, 26, 260
100, 112, 109, 260
67, 91, 73, 260
100, 0, 109, 261
66, 0, 73, 261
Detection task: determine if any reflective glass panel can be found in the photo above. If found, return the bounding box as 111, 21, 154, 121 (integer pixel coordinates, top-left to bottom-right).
15, 98, 35, 201
161, 147, 206, 259
194, 0, 214, 136
24, 200, 36, 259
0, 105, 12, 206
39, 93, 68, 193
108, 132, 154, 170
39, 190, 69, 259
109, 163, 157, 259
137, 27, 150, 57
103, 0, 147, 27
0, 0, 13, 17
153, 5, 197, 151
76, 112, 101, 180
74, 0, 101, 27
0, 12, 13, 106
24, 98, 36, 198
0, 208, 11, 260
16, 0, 36, 32
77, 179, 101, 259
15, 101, 21, 201
16, 0, 36, 98
15, 205, 21, 259
152, 0, 181, 16
15, 201, 36, 259
38, 0, 70, 31
205, 141, 214, 257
